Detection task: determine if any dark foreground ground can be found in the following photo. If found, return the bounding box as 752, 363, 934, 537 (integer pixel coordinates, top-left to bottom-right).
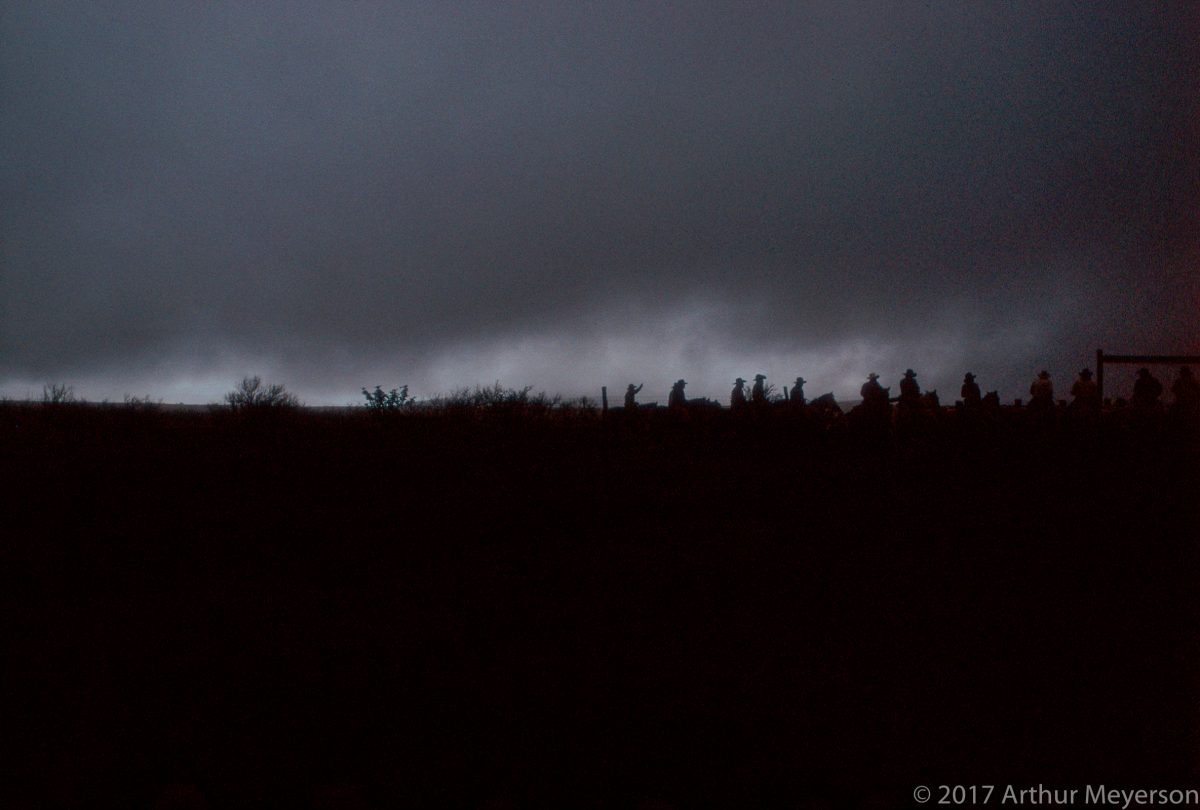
3, 402, 1198, 808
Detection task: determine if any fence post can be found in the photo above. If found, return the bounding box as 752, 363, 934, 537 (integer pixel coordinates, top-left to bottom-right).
601, 386, 608, 414
1096, 349, 1104, 402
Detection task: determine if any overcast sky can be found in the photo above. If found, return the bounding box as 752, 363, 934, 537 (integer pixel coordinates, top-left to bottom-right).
3, 2, 1197, 405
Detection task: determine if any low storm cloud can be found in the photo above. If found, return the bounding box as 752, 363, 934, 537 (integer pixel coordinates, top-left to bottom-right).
2, 2, 1196, 404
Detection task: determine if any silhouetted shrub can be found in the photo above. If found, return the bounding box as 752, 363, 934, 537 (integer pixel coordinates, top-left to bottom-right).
225, 376, 299, 410
759, 382, 782, 402
427, 382, 527, 408
123, 394, 162, 411
469, 381, 535, 407
42, 383, 75, 404
362, 385, 415, 412
416, 383, 579, 420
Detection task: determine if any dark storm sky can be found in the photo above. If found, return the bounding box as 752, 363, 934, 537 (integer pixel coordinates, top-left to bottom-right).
3, 2, 1197, 404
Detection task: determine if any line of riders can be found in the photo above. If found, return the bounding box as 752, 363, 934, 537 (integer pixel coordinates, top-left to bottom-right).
620, 365, 1200, 418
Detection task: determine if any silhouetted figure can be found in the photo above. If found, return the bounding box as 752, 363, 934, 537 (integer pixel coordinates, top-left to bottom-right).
1027, 370, 1055, 430
850, 372, 892, 451
1029, 370, 1054, 406
751, 374, 767, 405
624, 383, 643, 409
731, 378, 747, 410
1172, 367, 1200, 415
970, 389, 1000, 437
668, 379, 687, 411
898, 369, 921, 407
1132, 368, 1163, 410
860, 373, 886, 406
790, 377, 807, 405
1071, 368, 1097, 400
960, 373, 981, 408
1069, 368, 1099, 418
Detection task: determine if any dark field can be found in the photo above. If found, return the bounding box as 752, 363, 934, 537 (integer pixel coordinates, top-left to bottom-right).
4, 402, 1198, 808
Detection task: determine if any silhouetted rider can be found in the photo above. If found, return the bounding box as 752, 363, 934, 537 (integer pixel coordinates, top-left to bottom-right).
624, 383, 643, 409
1070, 368, 1099, 415
1172, 367, 1199, 414
898, 369, 921, 406
751, 374, 767, 405
1029, 370, 1054, 405
669, 379, 687, 410
860, 373, 886, 405
1132, 368, 1163, 409
961, 373, 981, 407
731, 378, 748, 410
791, 377, 807, 405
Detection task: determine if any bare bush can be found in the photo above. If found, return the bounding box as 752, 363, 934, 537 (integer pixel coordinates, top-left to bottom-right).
124, 394, 162, 411
225, 376, 299, 410
42, 383, 76, 404
760, 383, 784, 403
468, 381, 535, 407
425, 382, 561, 410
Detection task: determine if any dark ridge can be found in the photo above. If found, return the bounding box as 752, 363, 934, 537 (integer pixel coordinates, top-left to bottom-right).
3, 401, 1198, 808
